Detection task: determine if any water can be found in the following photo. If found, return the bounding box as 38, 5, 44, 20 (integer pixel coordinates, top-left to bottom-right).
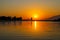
0, 21, 60, 40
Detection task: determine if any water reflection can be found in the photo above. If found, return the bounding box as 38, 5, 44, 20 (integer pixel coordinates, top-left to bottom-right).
34, 21, 37, 30
0, 21, 60, 40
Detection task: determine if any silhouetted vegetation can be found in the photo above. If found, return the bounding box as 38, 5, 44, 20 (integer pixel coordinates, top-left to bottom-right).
0, 16, 32, 21
0, 16, 23, 21
12, 16, 22, 21
31, 17, 32, 21
0, 15, 60, 22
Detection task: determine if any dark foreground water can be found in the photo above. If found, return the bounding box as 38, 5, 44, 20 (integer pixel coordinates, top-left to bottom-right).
0, 21, 60, 40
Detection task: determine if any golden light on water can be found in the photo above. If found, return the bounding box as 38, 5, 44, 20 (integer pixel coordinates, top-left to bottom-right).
34, 21, 37, 30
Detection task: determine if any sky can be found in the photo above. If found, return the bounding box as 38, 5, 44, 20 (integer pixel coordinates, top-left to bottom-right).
0, 0, 60, 19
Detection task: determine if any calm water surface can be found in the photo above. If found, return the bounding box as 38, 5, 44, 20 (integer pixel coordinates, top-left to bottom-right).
0, 21, 60, 40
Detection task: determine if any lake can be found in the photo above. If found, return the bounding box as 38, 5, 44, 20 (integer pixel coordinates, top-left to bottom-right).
0, 21, 60, 40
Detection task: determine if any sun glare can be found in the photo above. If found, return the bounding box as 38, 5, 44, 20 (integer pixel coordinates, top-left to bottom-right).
33, 14, 38, 18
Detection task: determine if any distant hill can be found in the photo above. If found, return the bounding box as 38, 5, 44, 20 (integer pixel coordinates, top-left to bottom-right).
47, 15, 60, 21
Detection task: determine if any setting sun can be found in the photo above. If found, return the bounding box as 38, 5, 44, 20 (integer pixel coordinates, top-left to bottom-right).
33, 14, 38, 19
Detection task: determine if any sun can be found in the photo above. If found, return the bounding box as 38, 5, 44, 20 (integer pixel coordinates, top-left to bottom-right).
33, 14, 38, 18
34, 15, 38, 18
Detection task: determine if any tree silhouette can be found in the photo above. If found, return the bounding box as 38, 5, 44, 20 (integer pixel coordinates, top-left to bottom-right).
31, 17, 32, 21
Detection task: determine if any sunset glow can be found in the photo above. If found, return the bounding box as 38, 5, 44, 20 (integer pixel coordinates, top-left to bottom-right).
0, 0, 60, 40
0, 0, 60, 20
34, 14, 38, 18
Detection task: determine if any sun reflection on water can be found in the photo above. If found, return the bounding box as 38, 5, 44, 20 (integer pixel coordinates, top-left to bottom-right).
0, 21, 60, 40
34, 21, 37, 30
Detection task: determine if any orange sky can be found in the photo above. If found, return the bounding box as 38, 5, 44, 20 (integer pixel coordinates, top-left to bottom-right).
0, 0, 60, 20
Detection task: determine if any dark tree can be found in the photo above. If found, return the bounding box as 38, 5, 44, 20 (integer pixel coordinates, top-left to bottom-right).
12, 16, 16, 21
31, 17, 32, 21
19, 17, 22, 21
0, 16, 6, 21
7, 16, 11, 21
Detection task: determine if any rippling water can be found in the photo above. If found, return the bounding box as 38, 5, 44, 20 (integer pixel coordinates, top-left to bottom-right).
0, 21, 60, 40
